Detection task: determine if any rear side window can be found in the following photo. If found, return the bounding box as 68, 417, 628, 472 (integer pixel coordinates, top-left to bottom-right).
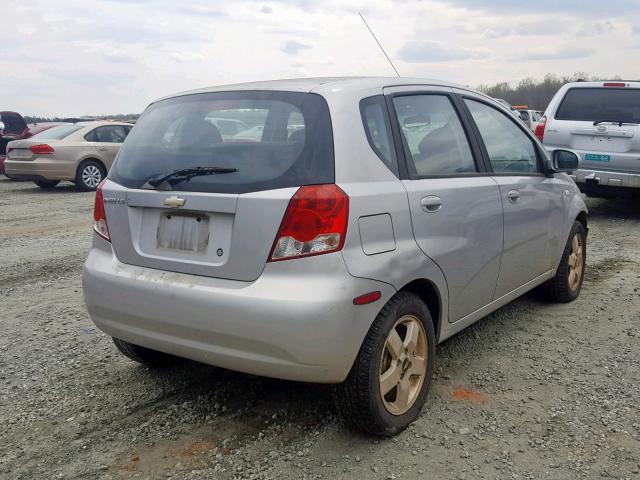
85, 125, 130, 143
110, 91, 334, 194
519, 111, 530, 121
555, 88, 640, 123
360, 96, 398, 176
393, 94, 476, 177
32, 125, 82, 140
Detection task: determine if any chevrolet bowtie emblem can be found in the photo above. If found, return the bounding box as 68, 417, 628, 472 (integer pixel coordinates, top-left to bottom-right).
164, 196, 186, 208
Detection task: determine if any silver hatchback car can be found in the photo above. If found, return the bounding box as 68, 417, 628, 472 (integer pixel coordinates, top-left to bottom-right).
83, 77, 588, 436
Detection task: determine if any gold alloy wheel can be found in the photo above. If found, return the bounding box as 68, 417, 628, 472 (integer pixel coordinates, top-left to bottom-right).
379, 315, 428, 416
568, 233, 584, 291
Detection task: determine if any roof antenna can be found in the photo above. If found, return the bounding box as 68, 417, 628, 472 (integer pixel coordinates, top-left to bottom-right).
358, 12, 400, 77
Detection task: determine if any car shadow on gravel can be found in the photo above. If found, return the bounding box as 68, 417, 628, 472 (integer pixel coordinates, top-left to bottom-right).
115, 291, 547, 439
586, 197, 640, 220
6, 183, 83, 194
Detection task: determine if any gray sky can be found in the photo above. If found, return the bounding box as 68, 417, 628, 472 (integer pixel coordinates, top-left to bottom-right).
2, 0, 638, 116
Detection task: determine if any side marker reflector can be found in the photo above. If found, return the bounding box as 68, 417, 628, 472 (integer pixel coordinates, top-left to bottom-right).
353, 291, 382, 305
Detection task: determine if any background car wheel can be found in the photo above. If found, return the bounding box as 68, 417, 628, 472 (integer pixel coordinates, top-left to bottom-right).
34, 179, 60, 189
335, 291, 435, 436
112, 338, 178, 367
75, 160, 105, 191
539, 220, 587, 303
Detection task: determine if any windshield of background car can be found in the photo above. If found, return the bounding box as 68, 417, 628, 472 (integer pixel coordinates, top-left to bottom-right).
555, 88, 640, 123
32, 125, 83, 139
110, 91, 334, 194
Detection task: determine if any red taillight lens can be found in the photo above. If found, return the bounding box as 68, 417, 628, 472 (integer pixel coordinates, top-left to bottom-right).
30, 144, 55, 155
269, 184, 349, 262
93, 180, 110, 241
534, 115, 547, 142
603, 82, 625, 87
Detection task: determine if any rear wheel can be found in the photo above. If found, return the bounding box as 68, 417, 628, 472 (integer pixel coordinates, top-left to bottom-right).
35, 179, 60, 189
335, 292, 435, 436
112, 338, 178, 367
75, 160, 105, 191
540, 221, 586, 302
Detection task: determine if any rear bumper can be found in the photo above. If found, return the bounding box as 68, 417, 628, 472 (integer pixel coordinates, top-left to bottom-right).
82, 236, 395, 383
570, 168, 640, 196
4, 156, 77, 181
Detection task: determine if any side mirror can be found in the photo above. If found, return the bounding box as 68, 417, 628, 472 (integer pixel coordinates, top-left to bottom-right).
551, 149, 580, 172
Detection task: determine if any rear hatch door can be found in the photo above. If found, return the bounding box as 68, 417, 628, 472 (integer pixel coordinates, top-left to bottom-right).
104, 90, 334, 281
551, 86, 640, 172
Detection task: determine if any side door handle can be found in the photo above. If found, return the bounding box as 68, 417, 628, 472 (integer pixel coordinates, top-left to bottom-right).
507, 190, 520, 202
420, 195, 442, 212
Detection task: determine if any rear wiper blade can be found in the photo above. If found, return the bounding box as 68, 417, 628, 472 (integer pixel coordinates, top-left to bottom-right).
593, 119, 639, 126
143, 166, 238, 189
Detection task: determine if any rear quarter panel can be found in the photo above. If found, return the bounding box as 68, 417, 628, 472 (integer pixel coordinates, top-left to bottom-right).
321, 87, 450, 338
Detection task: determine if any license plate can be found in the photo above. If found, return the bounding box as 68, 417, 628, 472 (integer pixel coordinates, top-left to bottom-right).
157, 213, 209, 252
8, 149, 32, 159
584, 153, 611, 162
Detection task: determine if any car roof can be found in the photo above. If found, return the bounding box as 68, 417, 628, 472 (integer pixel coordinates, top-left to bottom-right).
563, 80, 640, 88
154, 76, 483, 103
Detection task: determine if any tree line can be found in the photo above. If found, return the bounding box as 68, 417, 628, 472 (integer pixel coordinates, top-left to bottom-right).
24, 113, 139, 124
478, 73, 626, 111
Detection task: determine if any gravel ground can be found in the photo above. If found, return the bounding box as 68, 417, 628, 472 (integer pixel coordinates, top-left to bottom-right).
1, 177, 639, 480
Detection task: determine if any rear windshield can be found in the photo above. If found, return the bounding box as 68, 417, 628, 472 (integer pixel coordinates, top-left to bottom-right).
555, 88, 640, 123
519, 111, 530, 120
110, 91, 334, 194
32, 125, 82, 139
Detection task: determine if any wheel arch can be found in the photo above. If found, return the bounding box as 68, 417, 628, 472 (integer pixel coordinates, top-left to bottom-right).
397, 279, 442, 342
576, 210, 587, 231
76, 157, 107, 176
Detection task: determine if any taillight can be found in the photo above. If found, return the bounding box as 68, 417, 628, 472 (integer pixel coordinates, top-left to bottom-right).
534, 115, 547, 142
93, 180, 110, 241
269, 184, 349, 262
30, 144, 54, 155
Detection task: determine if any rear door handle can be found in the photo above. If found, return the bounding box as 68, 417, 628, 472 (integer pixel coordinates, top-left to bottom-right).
507, 190, 520, 202
420, 195, 442, 212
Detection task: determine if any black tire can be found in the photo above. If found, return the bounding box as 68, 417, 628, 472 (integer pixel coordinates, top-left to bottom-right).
539, 220, 586, 302
75, 160, 105, 191
34, 179, 60, 189
335, 291, 436, 436
112, 337, 178, 367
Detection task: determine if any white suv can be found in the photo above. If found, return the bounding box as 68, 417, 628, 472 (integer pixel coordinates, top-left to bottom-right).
538, 81, 640, 198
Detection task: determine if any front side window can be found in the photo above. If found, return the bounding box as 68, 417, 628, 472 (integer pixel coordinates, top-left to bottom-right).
110, 91, 334, 194
465, 99, 540, 174
393, 94, 476, 176
360, 96, 398, 176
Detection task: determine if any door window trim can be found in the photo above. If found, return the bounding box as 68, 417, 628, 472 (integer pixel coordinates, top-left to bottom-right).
383, 91, 490, 180
457, 95, 549, 177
